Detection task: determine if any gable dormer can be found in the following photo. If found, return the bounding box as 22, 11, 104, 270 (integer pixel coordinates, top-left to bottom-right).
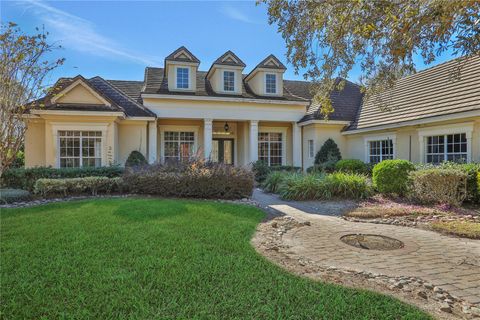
245, 54, 286, 97
51, 75, 112, 106
206, 51, 246, 95
164, 46, 200, 93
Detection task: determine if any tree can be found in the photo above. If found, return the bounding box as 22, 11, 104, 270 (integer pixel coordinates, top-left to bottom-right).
314, 138, 341, 164
0, 22, 64, 176
263, 0, 480, 116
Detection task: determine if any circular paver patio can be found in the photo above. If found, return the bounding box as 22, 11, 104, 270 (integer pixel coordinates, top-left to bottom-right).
253, 190, 480, 306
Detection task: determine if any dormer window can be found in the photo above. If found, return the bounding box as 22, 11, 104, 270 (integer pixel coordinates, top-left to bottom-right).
223, 71, 235, 92
265, 73, 277, 94
176, 67, 189, 89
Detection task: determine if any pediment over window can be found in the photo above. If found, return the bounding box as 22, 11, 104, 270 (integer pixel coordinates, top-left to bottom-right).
165, 46, 200, 64
256, 54, 287, 70
212, 50, 246, 67
51, 76, 111, 106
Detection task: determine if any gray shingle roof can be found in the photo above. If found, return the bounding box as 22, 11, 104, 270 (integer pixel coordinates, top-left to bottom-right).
348, 56, 480, 131
143, 67, 311, 102
30, 75, 155, 117
298, 79, 363, 122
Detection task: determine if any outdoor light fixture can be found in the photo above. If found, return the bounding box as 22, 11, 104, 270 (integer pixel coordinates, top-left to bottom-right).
224, 122, 230, 132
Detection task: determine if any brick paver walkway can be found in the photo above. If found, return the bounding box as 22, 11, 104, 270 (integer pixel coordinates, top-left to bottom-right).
253, 190, 480, 305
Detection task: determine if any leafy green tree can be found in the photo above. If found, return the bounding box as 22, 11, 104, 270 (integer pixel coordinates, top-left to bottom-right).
0, 22, 64, 176
263, 0, 480, 116
314, 138, 341, 165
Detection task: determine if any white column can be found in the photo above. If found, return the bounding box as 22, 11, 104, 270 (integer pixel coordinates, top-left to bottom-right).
292, 122, 302, 167
249, 120, 259, 163
148, 120, 157, 164
204, 118, 213, 160
418, 136, 425, 163
466, 131, 473, 163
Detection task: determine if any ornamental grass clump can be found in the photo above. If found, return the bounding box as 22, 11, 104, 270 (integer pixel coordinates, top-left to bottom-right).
262, 171, 287, 193
279, 173, 325, 200
409, 169, 467, 206
123, 160, 254, 199
323, 172, 372, 199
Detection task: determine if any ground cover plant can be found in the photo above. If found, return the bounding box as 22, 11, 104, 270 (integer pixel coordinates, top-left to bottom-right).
430, 220, 480, 239
0, 198, 430, 319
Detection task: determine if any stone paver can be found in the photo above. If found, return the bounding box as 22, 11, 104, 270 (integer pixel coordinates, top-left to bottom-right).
253, 190, 480, 305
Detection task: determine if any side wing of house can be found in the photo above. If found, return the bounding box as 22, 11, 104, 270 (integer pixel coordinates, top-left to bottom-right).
25, 76, 156, 168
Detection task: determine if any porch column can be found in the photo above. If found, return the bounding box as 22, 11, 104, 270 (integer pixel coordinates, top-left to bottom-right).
292, 122, 302, 167
148, 120, 157, 164
249, 120, 258, 163
204, 118, 213, 160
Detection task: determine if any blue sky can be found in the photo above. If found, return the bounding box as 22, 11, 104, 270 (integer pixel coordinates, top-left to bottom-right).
2, 0, 457, 85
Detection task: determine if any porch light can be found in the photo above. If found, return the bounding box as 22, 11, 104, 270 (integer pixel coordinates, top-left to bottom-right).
224, 122, 230, 132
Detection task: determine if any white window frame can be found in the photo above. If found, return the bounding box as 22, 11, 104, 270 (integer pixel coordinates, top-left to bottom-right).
51, 123, 108, 168
223, 70, 235, 92
159, 125, 198, 163
58, 131, 103, 168
258, 127, 287, 166
363, 133, 397, 163
175, 66, 190, 90
418, 123, 474, 163
264, 73, 277, 94
308, 139, 315, 158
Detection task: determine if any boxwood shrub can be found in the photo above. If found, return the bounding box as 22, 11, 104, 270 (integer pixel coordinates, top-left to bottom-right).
124, 161, 254, 199
372, 160, 415, 196
1, 166, 124, 191
409, 169, 467, 206
335, 159, 367, 174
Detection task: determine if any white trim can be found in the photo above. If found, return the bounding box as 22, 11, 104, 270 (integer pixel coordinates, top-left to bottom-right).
299, 120, 351, 126
50, 79, 111, 106
259, 126, 288, 166
222, 70, 235, 93
363, 133, 397, 163
159, 125, 199, 163
417, 122, 474, 163
264, 73, 278, 95
31, 110, 124, 117
342, 110, 480, 135
141, 93, 309, 106
124, 116, 156, 121
51, 123, 108, 168
174, 65, 192, 91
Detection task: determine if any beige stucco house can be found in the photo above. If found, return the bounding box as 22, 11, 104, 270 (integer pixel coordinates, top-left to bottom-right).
24, 47, 480, 169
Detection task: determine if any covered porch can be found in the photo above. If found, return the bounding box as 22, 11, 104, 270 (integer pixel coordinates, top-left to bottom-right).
146, 118, 302, 167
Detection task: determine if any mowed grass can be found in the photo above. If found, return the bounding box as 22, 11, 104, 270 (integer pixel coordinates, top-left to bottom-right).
1, 198, 431, 319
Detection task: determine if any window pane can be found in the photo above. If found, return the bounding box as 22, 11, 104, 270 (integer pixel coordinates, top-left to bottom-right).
176, 67, 189, 89
266, 74, 276, 93
223, 71, 235, 91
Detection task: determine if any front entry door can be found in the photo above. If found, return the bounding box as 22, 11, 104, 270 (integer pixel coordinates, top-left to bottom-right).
212, 138, 234, 165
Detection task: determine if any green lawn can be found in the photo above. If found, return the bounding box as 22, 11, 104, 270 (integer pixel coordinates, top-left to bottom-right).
1, 198, 430, 319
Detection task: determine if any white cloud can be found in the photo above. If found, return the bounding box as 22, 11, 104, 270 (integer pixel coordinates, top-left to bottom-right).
19, 0, 158, 65
220, 5, 259, 25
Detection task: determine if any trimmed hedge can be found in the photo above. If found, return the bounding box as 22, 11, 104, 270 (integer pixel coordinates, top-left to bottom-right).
2, 166, 124, 191
34, 177, 124, 197
416, 162, 480, 203
124, 161, 254, 199
409, 169, 467, 206
0, 189, 31, 204
372, 160, 415, 196
335, 159, 367, 174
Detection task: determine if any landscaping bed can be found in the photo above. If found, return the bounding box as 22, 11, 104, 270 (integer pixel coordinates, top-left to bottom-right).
343, 195, 480, 239
0, 198, 429, 319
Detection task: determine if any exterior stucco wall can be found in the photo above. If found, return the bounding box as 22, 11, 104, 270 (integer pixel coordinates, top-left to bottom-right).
208, 67, 243, 95
55, 84, 105, 105
246, 70, 284, 97
24, 115, 119, 168
117, 121, 148, 165
344, 117, 480, 163
24, 119, 46, 167
302, 123, 348, 169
